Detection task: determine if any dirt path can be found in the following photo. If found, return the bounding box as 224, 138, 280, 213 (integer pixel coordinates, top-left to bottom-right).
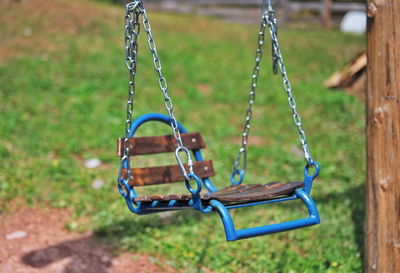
0, 208, 174, 273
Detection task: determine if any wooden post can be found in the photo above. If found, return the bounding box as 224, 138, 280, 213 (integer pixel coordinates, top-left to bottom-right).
280, 0, 289, 27
365, 0, 400, 272
321, 0, 332, 29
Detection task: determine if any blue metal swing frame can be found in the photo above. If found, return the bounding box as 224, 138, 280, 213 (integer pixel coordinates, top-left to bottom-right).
119, 113, 320, 241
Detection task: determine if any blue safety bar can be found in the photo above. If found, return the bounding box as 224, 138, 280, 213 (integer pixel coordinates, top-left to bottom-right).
210, 188, 319, 241
120, 113, 320, 241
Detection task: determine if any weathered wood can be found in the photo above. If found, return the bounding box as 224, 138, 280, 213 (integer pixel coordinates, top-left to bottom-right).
148, 1, 365, 26
365, 0, 400, 272
324, 52, 367, 100
321, 0, 332, 29
116, 132, 206, 156
135, 194, 192, 202
134, 181, 304, 203
207, 184, 263, 196
205, 181, 303, 202
122, 160, 215, 186
195, 0, 365, 11
287, 2, 365, 12
324, 52, 367, 88
280, 0, 289, 26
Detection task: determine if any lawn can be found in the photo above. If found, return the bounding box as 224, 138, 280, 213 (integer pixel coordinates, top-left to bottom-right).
0, 0, 365, 272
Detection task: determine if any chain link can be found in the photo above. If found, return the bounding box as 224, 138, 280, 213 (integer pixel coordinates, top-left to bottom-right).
232, 14, 267, 180
118, 1, 195, 186
232, 0, 312, 182
138, 4, 195, 180
265, 5, 312, 163
117, 2, 141, 193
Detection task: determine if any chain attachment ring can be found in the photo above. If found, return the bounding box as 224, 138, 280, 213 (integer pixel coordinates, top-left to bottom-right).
185, 173, 202, 195
230, 169, 245, 186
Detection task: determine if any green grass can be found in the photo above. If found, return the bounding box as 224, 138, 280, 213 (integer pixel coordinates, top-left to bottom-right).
0, 0, 365, 272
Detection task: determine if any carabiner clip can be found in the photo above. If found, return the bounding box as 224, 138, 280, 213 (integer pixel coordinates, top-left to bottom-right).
175, 146, 194, 181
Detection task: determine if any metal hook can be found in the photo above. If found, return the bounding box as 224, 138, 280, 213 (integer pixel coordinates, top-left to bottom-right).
175, 147, 194, 181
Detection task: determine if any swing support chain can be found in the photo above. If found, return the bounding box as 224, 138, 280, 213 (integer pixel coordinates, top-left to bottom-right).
264, 4, 313, 164
231, 4, 267, 186
117, 2, 141, 201
137, 2, 196, 183
118, 0, 203, 210
231, 0, 313, 186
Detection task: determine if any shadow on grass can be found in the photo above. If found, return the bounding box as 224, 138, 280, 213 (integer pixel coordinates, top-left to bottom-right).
22, 236, 112, 273
89, 184, 366, 272
315, 183, 365, 265
93, 208, 205, 245
93, 208, 215, 272
195, 232, 212, 273
20, 209, 206, 273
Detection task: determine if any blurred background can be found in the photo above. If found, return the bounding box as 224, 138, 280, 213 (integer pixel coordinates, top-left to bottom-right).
100, 0, 366, 27
1, 0, 365, 272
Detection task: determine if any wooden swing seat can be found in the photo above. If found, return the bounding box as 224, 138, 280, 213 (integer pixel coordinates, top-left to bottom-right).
134, 181, 303, 204
117, 133, 303, 205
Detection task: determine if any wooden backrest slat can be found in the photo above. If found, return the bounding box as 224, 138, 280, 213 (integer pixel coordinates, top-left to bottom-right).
122, 160, 215, 186
116, 132, 206, 156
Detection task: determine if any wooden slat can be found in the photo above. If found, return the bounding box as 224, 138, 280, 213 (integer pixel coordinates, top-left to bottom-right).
135, 194, 192, 202
122, 160, 215, 186
204, 181, 303, 202
205, 184, 263, 197
134, 181, 304, 203
117, 132, 206, 156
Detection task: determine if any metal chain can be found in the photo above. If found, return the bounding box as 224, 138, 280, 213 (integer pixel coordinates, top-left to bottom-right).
264, 5, 313, 163
119, 1, 195, 182
117, 2, 141, 192
231, 14, 267, 181
138, 3, 195, 180
271, 22, 279, 74
232, 0, 312, 182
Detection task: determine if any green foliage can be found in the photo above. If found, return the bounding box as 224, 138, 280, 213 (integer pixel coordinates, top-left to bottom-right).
0, 2, 365, 272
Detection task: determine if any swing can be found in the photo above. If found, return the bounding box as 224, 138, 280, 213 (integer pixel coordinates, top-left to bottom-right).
116, 0, 320, 241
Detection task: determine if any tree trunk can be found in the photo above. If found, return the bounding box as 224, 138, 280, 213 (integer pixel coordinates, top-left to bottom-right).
365, 0, 400, 272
